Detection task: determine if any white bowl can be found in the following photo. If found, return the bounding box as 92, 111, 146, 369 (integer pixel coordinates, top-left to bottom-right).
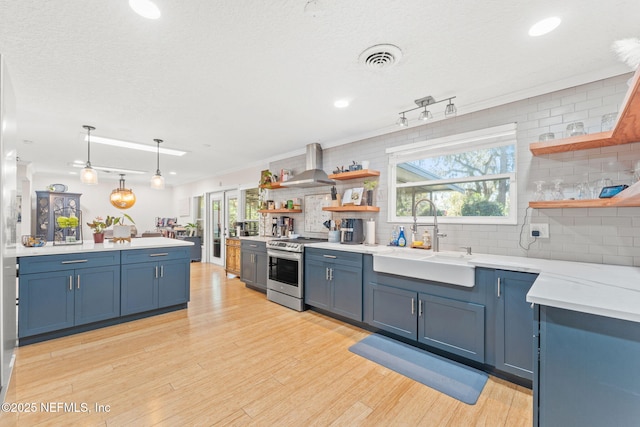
289, 234, 300, 239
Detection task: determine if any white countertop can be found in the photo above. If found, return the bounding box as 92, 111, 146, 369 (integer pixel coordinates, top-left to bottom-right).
306, 242, 640, 324
12, 237, 193, 258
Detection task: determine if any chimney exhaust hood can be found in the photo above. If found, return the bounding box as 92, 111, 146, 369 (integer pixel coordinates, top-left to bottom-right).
279, 143, 335, 188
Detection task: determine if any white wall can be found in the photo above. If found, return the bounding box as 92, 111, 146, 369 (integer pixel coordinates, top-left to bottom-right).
31, 173, 176, 237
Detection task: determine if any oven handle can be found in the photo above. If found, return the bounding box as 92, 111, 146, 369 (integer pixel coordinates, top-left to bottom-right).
267, 250, 302, 262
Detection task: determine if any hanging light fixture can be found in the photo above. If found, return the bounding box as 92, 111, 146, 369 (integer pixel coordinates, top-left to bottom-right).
110, 174, 136, 209
396, 96, 456, 126
444, 98, 457, 117
80, 125, 98, 184
150, 138, 165, 190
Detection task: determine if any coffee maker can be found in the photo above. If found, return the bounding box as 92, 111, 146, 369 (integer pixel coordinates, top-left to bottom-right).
340, 218, 364, 244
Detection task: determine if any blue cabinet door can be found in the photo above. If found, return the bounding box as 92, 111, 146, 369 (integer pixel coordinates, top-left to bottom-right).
418, 293, 485, 363
19, 269, 74, 337
121, 262, 157, 315
240, 249, 256, 286
158, 258, 190, 308
304, 258, 330, 309
367, 283, 417, 340
331, 263, 363, 321
495, 270, 536, 380
254, 250, 268, 291
74, 265, 121, 325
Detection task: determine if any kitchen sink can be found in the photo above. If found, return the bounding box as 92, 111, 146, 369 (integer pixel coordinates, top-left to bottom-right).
373, 249, 475, 287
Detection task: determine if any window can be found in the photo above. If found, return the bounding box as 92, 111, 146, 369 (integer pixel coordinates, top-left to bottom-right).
387, 123, 517, 224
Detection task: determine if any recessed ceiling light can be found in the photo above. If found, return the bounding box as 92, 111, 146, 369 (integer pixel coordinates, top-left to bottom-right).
528, 16, 561, 37
129, 0, 161, 20
87, 135, 187, 156
334, 99, 349, 108
169, 171, 177, 175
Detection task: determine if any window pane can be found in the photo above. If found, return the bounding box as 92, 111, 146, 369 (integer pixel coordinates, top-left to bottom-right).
397, 145, 515, 183
396, 178, 511, 217
244, 188, 259, 220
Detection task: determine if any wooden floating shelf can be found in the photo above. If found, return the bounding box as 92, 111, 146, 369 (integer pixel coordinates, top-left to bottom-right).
259, 182, 285, 190
529, 181, 640, 208
328, 169, 380, 180
529, 67, 640, 155
322, 206, 380, 212
258, 209, 302, 214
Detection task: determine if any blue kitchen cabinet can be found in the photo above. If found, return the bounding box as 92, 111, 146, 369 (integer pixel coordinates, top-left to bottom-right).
18, 252, 120, 338
535, 305, 640, 426
240, 240, 267, 291
418, 293, 485, 363
305, 248, 363, 321
367, 282, 417, 339
120, 248, 190, 316
493, 269, 537, 380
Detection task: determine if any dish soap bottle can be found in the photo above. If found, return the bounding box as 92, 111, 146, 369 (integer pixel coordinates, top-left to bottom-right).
397, 226, 407, 247
390, 226, 399, 246
422, 230, 432, 250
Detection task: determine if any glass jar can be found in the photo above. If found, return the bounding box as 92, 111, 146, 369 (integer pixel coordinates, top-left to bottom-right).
566, 122, 586, 137
601, 113, 617, 132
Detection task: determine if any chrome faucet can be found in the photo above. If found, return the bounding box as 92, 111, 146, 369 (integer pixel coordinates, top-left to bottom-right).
411, 198, 446, 252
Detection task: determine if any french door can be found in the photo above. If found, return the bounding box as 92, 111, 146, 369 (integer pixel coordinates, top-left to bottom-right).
205, 190, 238, 266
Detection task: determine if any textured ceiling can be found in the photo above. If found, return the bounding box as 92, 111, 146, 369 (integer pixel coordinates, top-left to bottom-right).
1, 0, 639, 186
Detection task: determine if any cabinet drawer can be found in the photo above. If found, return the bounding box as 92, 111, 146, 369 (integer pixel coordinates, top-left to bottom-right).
121, 247, 189, 264
240, 240, 266, 250
227, 238, 241, 247
305, 248, 362, 267
19, 251, 120, 274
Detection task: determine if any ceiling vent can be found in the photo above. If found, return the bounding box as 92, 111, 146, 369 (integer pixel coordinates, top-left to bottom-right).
359, 44, 402, 70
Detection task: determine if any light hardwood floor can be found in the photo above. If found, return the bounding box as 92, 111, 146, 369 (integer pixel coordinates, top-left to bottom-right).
1, 262, 532, 426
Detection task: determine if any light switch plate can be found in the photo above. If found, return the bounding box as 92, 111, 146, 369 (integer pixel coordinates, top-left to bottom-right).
530, 223, 549, 239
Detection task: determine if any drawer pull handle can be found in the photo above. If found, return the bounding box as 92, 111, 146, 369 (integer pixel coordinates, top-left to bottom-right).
149, 253, 169, 257
61, 259, 88, 264
323, 255, 337, 259
249, 244, 257, 247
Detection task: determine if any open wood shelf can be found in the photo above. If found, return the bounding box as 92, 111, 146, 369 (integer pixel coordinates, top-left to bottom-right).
328, 169, 380, 180
259, 182, 285, 190
258, 209, 302, 214
529, 180, 640, 208
322, 205, 380, 212
530, 67, 640, 155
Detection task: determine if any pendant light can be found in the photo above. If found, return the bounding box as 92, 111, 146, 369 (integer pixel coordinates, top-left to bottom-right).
150, 138, 165, 190
110, 174, 136, 209
80, 125, 98, 184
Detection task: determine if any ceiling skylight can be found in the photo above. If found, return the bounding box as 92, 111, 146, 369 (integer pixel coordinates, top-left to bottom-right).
528, 17, 561, 37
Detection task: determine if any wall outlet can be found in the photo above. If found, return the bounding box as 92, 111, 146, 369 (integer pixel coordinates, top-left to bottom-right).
529, 223, 549, 239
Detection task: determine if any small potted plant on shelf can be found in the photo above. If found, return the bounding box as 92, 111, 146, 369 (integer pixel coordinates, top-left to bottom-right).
363, 180, 378, 206
87, 216, 108, 243
107, 213, 136, 243
185, 222, 199, 237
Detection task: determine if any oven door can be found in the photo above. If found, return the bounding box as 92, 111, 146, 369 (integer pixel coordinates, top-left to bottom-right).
267, 250, 303, 299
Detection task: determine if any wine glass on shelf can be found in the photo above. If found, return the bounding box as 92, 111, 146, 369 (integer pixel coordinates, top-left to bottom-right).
552, 179, 564, 200
534, 181, 546, 201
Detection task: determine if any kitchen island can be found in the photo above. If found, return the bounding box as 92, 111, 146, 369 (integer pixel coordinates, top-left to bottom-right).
15, 237, 193, 345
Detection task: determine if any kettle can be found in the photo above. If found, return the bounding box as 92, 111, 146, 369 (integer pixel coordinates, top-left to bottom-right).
340, 218, 364, 244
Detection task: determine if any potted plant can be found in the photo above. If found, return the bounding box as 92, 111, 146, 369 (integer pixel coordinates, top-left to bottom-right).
86, 216, 108, 243
107, 213, 136, 242
363, 180, 378, 206
185, 222, 199, 237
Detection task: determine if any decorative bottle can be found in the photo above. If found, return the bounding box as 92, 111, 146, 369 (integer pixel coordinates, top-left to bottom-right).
397, 226, 407, 247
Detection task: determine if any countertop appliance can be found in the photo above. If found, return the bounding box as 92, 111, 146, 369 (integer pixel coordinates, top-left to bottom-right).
266, 237, 326, 311
340, 218, 364, 244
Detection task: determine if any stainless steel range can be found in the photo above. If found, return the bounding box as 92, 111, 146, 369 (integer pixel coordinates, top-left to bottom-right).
266, 237, 326, 311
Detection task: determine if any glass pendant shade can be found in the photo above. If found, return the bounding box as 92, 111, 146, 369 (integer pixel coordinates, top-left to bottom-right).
396, 114, 409, 127
110, 174, 136, 209
150, 138, 165, 189
418, 108, 433, 121
80, 125, 98, 184
444, 101, 457, 117
80, 165, 98, 185
150, 173, 165, 190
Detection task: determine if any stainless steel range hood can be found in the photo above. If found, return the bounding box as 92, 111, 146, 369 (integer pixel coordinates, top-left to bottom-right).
280, 143, 335, 188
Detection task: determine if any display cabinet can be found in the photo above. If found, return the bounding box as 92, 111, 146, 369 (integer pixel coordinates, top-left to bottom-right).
35, 191, 82, 244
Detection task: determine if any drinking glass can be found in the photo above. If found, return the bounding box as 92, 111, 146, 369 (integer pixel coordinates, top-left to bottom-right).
534, 181, 546, 201
566, 122, 586, 137
552, 179, 564, 200
601, 113, 617, 132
